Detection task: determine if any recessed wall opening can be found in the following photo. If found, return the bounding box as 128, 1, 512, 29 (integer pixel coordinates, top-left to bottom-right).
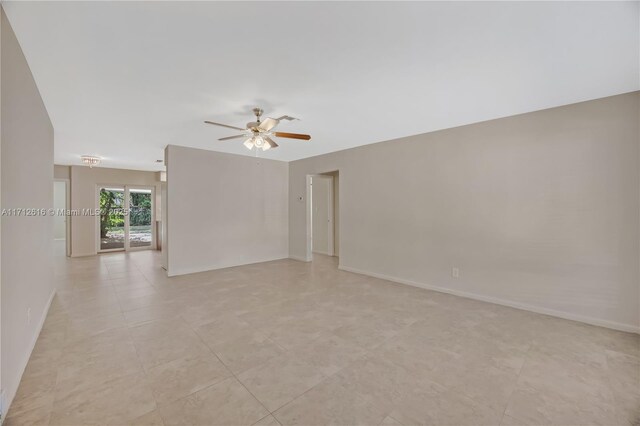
306, 170, 339, 262
53, 179, 70, 257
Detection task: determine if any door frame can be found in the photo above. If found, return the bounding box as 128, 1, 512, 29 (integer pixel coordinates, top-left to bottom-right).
95, 184, 156, 253
54, 178, 71, 257
305, 172, 337, 261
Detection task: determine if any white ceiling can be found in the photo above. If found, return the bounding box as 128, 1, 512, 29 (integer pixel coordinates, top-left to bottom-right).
4, 1, 639, 171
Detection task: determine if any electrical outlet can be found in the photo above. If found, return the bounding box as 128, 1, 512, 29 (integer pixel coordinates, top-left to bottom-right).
452, 267, 460, 278
27, 308, 31, 325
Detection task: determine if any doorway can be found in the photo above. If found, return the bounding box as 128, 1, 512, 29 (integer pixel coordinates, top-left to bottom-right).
307, 171, 339, 261
53, 179, 71, 256
97, 185, 155, 252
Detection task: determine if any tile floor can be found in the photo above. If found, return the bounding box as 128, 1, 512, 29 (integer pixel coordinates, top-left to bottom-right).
5, 250, 640, 425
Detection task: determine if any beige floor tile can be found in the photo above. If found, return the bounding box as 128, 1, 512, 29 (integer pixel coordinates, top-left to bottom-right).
389, 384, 502, 426
380, 415, 403, 425
123, 301, 183, 325
273, 374, 389, 426
158, 377, 269, 426
62, 326, 133, 357
605, 350, 640, 426
5, 403, 52, 426
213, 332, 285, 375
179, 300, 234, 327
133, 331, 213, 370
289, 331, 369, 376
499, 414, 526, 425
253, 415, 281, 426
427, 361, 519, 413
334, 353, 422, 409
55, 343, 146, 396
146, 353, 232, 404
376, 332, 462, 375
266, 318, 334, 350
332, 321, 398, 351
20, 347, 63, 380
6, 372, 56, 419
64, 311, 127, 343
118, 292, 170, 312
7, 251, 637, 426
237, 354, 327, 412
517, 347, 615, 405
504, 384, 619, 425
195, 315, 259, 348
50, 372, 157, 425
126, 409, 166, 425
129, 317, 195, 342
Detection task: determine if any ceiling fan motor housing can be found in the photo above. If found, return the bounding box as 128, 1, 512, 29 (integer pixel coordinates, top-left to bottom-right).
247, 107, 264, 129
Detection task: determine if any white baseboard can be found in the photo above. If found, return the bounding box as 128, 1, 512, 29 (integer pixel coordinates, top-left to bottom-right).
71, 252, 95, 258
2, 289, 56, 422
289, 255, 311, 262
338, 265, 640, 335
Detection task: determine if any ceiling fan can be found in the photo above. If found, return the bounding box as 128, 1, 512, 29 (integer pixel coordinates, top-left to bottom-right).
205, 108, 311, 151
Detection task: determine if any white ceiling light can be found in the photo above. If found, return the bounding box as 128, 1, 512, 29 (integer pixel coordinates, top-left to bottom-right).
242, 135, 273, 152
81, 155, 101, 168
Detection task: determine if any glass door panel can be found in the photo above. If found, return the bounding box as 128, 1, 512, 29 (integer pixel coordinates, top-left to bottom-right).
128, 188, 153, 248
99, 187, 125, 251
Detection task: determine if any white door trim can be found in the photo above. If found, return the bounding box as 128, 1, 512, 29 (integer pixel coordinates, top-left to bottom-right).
54, 178, 71, 256
304, 175, 313, 261
306, 174, 335, 259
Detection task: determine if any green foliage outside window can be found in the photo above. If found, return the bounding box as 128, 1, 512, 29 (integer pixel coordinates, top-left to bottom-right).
99, 190, 152, 238
130, 192, 152, 226
99, 189, 124, 238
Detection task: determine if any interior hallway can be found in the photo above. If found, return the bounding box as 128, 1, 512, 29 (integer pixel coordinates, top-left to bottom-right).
5, 250, 639, 426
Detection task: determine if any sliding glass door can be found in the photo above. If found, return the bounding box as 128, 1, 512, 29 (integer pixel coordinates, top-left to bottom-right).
98, 185, 155, 252
99, 187, 126, 251
129, 188, 153, 249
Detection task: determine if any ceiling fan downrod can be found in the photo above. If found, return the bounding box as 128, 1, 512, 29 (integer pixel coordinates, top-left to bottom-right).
252, 107, 263, 124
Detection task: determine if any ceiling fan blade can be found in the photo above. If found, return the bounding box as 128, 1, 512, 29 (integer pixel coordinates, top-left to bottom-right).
258, 117, 279, 132
218, 134, 246, 141
276, 115, 297, 121
204, 121, 245, 131
265, 137, 279, 148
274, 132, 311, 140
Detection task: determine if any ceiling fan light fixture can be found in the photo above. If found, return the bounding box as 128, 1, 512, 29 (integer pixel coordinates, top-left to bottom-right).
243, 138, 254, 150
206, 107, 311, 151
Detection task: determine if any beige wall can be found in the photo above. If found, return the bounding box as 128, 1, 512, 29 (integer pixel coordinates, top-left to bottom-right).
70, 166, 160, 256
165, 145, 289, 276
54, 164, 70, 180
289, 92, 640, 332
1, 8, 55, 412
